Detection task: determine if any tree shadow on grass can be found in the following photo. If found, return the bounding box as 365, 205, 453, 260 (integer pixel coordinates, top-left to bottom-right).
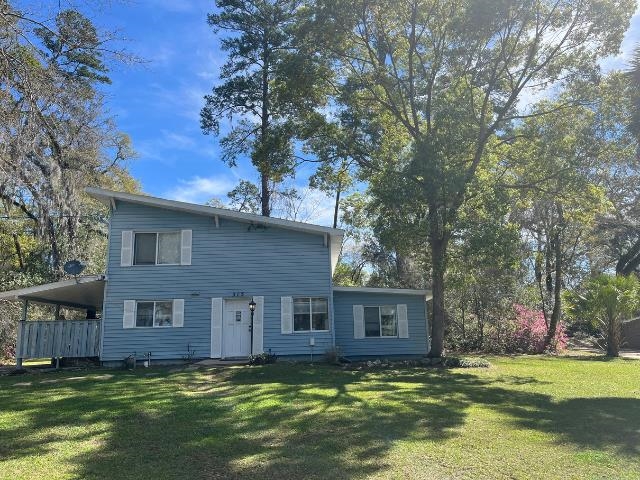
1, 364, 638, 479
504, 397, 640, 456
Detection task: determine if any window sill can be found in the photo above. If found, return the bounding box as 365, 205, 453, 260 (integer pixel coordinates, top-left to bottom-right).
129, 263, 183, 267
132, 326, 175, 329
290, 330, 331, 334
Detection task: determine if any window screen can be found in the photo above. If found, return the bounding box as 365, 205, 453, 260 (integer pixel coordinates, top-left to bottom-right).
157, 232, 180, 264
311, 298, 328, 330
154, 301, 173, 327
380, 306, 397, 336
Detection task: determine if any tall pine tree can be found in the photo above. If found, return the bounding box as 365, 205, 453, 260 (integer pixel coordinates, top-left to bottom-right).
201, 0, 328, 216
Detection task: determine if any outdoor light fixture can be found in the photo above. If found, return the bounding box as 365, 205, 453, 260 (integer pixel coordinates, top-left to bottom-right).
249, 298, 256, 355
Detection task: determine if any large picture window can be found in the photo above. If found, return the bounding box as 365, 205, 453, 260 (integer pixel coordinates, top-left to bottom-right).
136, 301, 173, 327
134, 232, 181, 265
293, 297, 328, 331
364, 306, 397, 337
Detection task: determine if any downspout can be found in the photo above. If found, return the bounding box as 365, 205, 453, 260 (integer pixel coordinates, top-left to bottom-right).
16, 299, 28, 370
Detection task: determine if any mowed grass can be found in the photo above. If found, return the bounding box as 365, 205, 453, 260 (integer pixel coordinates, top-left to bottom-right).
0, 356, 638, 480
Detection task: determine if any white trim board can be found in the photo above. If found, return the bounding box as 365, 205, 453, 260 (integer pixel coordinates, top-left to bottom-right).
333, 286, 432, 299
87, 187, 344, 237
0, 275, 106, 301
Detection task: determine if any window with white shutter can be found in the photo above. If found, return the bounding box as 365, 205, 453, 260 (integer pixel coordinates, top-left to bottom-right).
281, 296, 293, 334
211, 298, 223, 358
180, 230, 192, 265
252, 296, 264, 353
121, 231, 133, 266
173, 299, 184, 327
123, 300, 135, 328
353, 305, 365, 339
397, 304, 409, 338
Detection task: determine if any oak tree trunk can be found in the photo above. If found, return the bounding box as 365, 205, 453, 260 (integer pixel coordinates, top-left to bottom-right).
429, 212, 448, 357
544, 203, 564, 349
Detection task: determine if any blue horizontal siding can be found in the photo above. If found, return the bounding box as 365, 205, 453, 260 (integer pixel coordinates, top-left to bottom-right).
333, 290, 429, 357
102, 201, 332, 361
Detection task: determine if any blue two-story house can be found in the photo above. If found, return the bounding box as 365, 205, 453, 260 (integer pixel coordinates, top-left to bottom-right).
2, 188, 432, 366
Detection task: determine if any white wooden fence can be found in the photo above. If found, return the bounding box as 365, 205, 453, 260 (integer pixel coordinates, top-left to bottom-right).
16, 319, 101, 360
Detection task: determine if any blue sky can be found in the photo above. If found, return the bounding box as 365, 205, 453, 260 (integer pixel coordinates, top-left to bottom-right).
85, 0, 333, 221
40, 0, 640, 224
97, 0, 246, 203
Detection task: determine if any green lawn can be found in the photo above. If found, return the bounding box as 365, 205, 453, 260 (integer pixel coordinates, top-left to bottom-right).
0, 355, 638, 480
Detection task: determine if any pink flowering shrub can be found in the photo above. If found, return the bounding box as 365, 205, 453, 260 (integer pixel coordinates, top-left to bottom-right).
508, 304, 567, 353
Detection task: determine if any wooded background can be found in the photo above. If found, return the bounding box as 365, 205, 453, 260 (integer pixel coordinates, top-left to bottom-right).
2, 0, 639, 359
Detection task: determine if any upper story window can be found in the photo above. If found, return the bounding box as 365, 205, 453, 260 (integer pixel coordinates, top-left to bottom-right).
134, 232, 180, 265
293, 297, 328, 331
364, 305, 397, 337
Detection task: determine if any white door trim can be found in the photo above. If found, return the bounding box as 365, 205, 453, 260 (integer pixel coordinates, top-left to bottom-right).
222, 298, 252, 359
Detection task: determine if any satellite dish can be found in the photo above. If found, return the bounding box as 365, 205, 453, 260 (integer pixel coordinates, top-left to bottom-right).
64, 260, 86, 276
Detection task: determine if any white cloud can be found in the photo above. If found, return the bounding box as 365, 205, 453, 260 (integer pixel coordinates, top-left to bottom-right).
162, 131, 196, 150
134, 129, 207, 165
164, 175, 236, 204
163, 175, 338, 226
149, 45, 177, 67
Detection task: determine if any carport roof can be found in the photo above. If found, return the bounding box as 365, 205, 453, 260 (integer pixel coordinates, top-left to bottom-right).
0, 275, 106, 309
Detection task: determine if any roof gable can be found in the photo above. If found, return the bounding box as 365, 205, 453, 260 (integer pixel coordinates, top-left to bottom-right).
86, 187, 344, 273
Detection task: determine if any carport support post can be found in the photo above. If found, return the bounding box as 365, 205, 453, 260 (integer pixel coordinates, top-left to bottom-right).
16, 299, 28, 369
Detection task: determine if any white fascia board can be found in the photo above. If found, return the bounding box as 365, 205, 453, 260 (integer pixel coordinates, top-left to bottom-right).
0, 275, 106, 300
332, 286, 432, 299
86, 187, 345, 238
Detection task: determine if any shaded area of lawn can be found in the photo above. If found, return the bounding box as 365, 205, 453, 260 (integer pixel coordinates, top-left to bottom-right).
0, 356, 639, 479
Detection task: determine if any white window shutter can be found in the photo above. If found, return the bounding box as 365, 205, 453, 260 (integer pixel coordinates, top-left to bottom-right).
398, 304, 409, 338
123, 300, 135, 328
353, 305, 365, 339
252, 296, 264, 354
281, 296, 293, 334
173, 299, 184, 327
211, 298, 223, 358
121, 231, 133, 266
181, 229, 192, 265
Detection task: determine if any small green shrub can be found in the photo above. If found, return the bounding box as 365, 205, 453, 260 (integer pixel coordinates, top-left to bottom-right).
442, 356, 491, 368
248, 352, 278, 365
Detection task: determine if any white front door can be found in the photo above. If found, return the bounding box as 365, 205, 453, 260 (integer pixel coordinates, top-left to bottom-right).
223, 299, 252, 358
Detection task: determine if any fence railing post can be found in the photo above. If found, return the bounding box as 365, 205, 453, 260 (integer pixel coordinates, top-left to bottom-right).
15, 299, 28, 369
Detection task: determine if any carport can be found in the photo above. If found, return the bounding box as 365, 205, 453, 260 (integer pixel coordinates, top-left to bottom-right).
0, 275, 106, 368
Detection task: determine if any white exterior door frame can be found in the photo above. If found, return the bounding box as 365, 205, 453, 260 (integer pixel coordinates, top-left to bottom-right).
222, 298, 252, 359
